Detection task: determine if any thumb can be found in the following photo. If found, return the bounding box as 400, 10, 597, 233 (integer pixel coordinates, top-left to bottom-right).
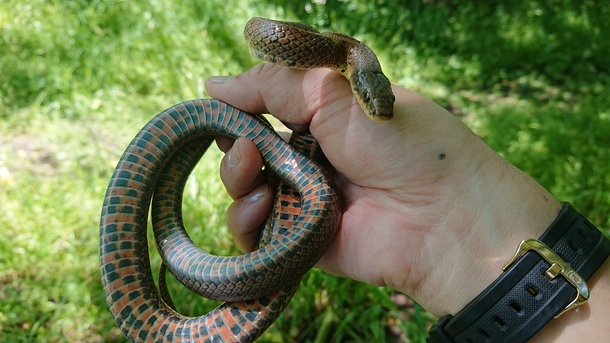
204, 63, 355, 126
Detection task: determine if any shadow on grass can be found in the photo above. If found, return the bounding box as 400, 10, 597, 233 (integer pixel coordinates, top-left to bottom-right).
259, 0, 609, 93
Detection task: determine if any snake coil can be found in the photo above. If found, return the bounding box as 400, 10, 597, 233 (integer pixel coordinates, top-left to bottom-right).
101, 17, 395, 342
100, 100, 339, 342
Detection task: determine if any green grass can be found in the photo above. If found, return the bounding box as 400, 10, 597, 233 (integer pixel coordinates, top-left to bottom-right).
1, 0, 608, 342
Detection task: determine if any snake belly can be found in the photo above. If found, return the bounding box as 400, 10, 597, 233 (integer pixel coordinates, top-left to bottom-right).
100, 99, 340, 342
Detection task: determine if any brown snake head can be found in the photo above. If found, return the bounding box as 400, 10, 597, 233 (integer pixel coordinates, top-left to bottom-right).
348, 62, 395, 121
245, 17, 395, 121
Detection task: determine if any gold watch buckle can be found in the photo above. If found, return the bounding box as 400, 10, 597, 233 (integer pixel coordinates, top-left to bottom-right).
503, 239, 589, 318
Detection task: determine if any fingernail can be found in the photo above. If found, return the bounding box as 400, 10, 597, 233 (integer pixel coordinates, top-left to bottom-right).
244, 185, 269, 203
226, 143, 241, 168
206, 76, 234, 84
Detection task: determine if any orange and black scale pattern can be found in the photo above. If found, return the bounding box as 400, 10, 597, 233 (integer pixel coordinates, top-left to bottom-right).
100, 99, 340, 342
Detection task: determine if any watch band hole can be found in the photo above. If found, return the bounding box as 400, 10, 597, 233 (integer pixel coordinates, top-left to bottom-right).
577, 225, 593, 243
510, 301, 523, 314
577, 227, 587, 238
526, 286, 538, 296
567, 240, 583, 254
478, 328, 491, 340
493, 316, 507, 331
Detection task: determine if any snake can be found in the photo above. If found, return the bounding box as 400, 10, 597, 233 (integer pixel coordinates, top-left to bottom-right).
99, 17, 395, 342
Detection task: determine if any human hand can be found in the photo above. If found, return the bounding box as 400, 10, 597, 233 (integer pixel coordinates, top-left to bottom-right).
205, 63, 561, 317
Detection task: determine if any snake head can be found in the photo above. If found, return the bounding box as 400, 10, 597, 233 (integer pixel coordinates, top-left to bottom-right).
350, 70, 395, 121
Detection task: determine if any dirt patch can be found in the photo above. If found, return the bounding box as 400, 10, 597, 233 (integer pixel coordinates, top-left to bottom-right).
0, 133, 59, 180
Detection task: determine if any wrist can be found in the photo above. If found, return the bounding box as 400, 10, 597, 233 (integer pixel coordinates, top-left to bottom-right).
427, 201, 610, 342
412, 141, 561, 316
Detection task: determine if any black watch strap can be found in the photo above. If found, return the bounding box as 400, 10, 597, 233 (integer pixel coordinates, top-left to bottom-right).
428, 202, 610, 343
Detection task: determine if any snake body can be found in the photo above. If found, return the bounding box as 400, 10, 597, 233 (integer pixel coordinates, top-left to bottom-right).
100, 100, 339, 341
100, 17, 394, 342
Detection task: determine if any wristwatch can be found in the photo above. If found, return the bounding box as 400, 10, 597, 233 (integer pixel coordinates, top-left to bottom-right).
428, 202, 610, 342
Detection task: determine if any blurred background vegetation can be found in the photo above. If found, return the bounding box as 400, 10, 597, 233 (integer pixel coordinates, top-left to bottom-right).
1, 0, 608, 342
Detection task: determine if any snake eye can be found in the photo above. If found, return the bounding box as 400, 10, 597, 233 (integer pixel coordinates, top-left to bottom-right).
362, 91, 370, 103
